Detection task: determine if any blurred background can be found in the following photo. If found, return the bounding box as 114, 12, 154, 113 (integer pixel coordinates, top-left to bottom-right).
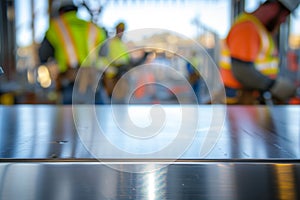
1, 0, 300, 104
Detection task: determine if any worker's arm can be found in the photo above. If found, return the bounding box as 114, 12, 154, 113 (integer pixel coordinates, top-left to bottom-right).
231, 57, 275, 91
129, 52, 150, 68
38, 37, 55, 63
231, 57, 296, 101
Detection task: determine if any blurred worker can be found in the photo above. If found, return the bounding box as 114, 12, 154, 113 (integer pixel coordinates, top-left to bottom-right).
219, 0, 300, 104
39, 0, 106, 104
186, 51, 201, 102
102, 22, 130, 99
102, 22, 149, 100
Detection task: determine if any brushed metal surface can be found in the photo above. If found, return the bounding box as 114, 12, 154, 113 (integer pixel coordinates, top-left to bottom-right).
0, 161, 299, 200
0, 105, 300, 200
0, 105, 300, 159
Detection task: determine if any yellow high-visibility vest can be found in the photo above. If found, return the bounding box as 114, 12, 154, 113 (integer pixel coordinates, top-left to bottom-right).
107, 37, 130, 66
46, 11, 106, 72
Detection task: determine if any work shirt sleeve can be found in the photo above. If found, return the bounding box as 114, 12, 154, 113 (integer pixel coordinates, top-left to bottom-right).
39, 37, 55, 64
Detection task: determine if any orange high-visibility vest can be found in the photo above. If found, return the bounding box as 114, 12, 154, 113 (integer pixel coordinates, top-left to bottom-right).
219, 13, 279, 89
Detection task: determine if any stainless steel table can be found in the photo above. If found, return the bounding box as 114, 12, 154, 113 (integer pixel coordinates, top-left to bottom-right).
0, 105, 300, 199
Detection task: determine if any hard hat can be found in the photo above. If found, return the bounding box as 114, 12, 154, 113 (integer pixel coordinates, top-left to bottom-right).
116, 22, 125, 30
51, 0, 76, 12
58, 0, 75, 7
278, 0, 300, 12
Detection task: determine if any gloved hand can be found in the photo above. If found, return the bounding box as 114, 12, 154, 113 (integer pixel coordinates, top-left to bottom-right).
270, 77, 296, 102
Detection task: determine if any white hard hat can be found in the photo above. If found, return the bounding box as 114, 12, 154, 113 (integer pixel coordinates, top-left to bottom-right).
278, 0, 300, 12
51, 0, 76, 11
51, 0, 77, 16
60, 0, 76, 8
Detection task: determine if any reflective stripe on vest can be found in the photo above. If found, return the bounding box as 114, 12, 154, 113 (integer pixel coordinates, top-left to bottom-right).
52, 16, 79, 69
219, 13, 279, 89
88, 23, 98, 51
85, 23, 99, 65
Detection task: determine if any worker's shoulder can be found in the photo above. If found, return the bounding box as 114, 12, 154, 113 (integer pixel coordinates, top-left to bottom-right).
228, 20, 260, 41
231, 20, 258, 33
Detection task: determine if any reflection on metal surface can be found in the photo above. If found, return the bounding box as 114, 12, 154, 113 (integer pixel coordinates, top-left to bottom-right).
0, 162, 300, 200
1, 105, 300, 199
275, 164, 297, 200
0, 105, 300, 159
